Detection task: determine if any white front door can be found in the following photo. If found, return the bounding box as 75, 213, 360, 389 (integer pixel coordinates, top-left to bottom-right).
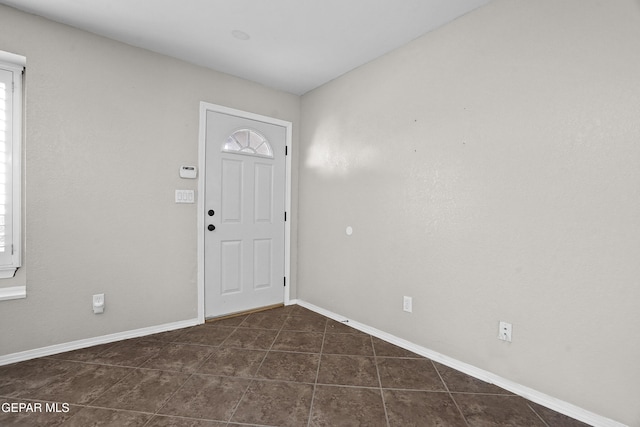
204, 110, 286, 318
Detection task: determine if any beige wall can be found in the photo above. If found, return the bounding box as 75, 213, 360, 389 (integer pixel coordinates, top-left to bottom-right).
0, 5, 300, 354
299, 0, 640, 425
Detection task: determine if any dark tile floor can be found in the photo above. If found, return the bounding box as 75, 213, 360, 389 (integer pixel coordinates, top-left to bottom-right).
0, 305, 589, 426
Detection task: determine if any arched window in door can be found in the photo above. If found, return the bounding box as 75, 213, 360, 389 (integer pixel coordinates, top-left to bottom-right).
222, 128, 273, 158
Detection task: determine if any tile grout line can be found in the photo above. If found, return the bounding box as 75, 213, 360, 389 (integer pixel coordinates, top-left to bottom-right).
431, 359, 471, 427
148, 321, 243, 425
133, 341, 183, 427
306, 316, 329, 427
527, 403, 553, 427
371, 335, 391, 427
224, 310, 290, 425
61, 352, 160, 426
147, 368, 200, 423
16, 337, 175, 426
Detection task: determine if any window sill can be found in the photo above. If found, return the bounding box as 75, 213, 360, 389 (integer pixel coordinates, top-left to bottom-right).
0, 285, 26, 301
0, 268, 18, 279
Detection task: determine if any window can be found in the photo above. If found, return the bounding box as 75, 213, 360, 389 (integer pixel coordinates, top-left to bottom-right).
223, 128, 273, 158
0, 50, 24, 279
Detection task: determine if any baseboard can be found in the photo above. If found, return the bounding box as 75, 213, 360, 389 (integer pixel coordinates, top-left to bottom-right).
0, 317, 200, 367
294, 299, 626, 427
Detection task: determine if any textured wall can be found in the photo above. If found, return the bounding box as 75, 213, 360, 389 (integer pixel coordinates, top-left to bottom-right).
0, 5, 299, 355
298, 0, 640, 424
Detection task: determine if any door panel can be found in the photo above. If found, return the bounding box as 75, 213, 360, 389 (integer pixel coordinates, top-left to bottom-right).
221, 159, 243, 223
253, 239, 272, 289
220, 240, 242, 295
254, 163, 273, 223
205, 111, 286, 318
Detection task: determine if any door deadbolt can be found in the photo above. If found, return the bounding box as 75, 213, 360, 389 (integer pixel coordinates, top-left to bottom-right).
208, 209, 215, 216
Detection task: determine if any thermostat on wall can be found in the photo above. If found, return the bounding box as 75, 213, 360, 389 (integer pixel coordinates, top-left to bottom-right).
180, 166, 197, 179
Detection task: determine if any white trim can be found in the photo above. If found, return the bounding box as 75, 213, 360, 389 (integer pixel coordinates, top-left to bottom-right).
283, 122, 292, 306
197, 105, 206, 322
0, 285, 26, 301
0, 57, 23, 272
0, 269, 18, 279
0, 50, 26, 67
294, 299, 626, 427
197, 102, 292, 322
0, 317, 199, 367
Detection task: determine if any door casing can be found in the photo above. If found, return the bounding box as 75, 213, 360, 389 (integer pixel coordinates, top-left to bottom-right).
197, 102, 292, 323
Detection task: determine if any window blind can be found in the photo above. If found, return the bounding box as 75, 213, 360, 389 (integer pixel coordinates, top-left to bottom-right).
0, 60, 22, 276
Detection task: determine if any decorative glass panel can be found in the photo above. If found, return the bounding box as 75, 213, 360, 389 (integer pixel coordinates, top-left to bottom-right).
223, 129, 273, 158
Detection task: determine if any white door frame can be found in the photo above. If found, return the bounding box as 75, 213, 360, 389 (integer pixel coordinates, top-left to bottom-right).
197, 101, 292, 323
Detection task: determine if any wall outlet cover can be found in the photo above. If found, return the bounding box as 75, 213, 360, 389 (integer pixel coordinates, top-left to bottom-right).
93, 293, 105, 314
498, 321, 512, 342
403, 296, 412, 313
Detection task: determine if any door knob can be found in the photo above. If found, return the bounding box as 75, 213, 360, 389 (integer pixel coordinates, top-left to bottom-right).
208, 224, 216, 231
208, 209, 215, 216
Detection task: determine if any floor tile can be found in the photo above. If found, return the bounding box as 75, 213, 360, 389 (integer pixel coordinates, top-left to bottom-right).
91, 369, 190, 413
325, 319, 365, 334
231, 380, 314, 426
372, 337, 422, 358
0, 304, 589, 427
143, 328, 192, 343
434, 362, 512, 395
383, 389, 467, 427
158, 374, 251, 421
0, 398, 80, 426
528, 402, 591, 427
453, 394, 547, 426
197, 347, 266, 378
310, 384, 388, 427
377, 357, 446, 391
46, 342, 118, 362
239, 311, 288, 330
140, 343, 215, 373
146, 415, 228, 426
282, 315, 327, 332
271, 330, 324, 353
256, 351, 320, 383
64, 406, 152, 426
90, 339, 168, 367
221, 328, 279, 350
173, 325, 236, 347
30, 363, 133, 405
284, 305, 320, 317
0, 359, 74, 398
322, 333, 374, 356
207, 314, 249, 327
272, 304, 298, 315
316, 354, 379, 387
285, 310, 328, 323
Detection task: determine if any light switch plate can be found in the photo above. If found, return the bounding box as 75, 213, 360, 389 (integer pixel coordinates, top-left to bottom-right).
175, 190, 195, 203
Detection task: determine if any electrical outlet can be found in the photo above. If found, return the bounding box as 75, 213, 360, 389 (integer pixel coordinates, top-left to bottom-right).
498, 321, 512, 342
93, 293, 105, 314
403, 296, 412, 313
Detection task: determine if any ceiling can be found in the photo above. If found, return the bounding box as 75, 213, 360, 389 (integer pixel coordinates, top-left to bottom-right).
0, 0, 490, 95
